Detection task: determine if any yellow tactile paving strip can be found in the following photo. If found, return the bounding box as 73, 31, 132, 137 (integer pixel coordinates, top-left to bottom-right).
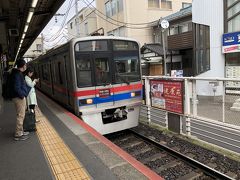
35, 107, 90, 180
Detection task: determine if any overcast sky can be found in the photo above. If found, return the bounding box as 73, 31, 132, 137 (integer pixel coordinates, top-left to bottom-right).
42, 0, 95, 49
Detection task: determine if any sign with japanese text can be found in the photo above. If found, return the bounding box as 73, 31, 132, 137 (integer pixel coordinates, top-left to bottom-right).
99, 89, 110, 98
222, 32, 240, 53
150, 80, 184, 114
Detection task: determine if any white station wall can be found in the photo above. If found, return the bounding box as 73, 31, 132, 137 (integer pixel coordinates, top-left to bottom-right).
192, 0, 225, 96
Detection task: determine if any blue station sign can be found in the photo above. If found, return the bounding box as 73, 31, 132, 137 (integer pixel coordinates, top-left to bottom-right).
222, 31, 240, 53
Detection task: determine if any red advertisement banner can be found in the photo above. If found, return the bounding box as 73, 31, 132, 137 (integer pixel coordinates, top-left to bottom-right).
150, 80, 184, 114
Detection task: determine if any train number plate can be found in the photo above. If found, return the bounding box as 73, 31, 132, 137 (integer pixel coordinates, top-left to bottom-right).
99, 89, 110, 97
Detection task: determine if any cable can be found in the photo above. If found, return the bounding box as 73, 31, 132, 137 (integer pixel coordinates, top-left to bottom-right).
44, 0, 95, 43
81, 0, 153, 30
44, 0, 74, 42
83, 0, 158, 26
44, 36, 68, 49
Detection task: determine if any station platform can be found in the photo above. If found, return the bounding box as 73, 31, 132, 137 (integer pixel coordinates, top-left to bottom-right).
0, 91, 161, 180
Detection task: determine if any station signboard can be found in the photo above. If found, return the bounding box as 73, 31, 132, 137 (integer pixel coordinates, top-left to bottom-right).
222, 31, 240, 53
150, 80, 184, 114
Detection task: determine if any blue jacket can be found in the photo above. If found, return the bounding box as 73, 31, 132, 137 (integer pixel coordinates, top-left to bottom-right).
11, 68, 31, 99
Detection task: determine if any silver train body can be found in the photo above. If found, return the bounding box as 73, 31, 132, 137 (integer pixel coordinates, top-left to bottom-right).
29, 36, 142, 134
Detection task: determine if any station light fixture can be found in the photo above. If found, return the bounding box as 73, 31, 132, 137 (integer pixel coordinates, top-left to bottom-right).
27, 11, 34, 23
31, 0, 38, 8
15, 0, 38, 61
21, 33, 26, 40
24, 24, 29, 33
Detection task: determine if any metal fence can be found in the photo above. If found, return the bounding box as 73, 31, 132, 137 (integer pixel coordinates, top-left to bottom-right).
141, 76, 240, 153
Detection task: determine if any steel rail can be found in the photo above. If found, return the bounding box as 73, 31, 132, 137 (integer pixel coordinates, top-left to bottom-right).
129, 129, 234, 180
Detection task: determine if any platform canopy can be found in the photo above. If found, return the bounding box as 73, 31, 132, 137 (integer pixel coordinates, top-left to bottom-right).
0, 0, 65, 61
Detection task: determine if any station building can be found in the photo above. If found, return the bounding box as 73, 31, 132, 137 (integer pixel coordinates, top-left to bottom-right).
67, 7, 97, 38
96, 0, 192, 46
193, 0, 240, 95
143, 0, 240, 96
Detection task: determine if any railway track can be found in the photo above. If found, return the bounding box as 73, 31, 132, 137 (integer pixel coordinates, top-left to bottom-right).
107, 129, 234, 180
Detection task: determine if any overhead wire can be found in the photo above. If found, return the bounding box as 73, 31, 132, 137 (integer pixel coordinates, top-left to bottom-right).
44, 36, 69, 49
44, 0, 94, 43
82, 0, 157, 28
44, 0, 74, 42
45, 0, 156, 49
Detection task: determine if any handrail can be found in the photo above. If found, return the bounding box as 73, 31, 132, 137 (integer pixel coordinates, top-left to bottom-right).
142, 75, 240, 82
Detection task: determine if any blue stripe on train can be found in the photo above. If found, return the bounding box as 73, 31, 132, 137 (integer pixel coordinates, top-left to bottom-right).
79, 91, 142, 106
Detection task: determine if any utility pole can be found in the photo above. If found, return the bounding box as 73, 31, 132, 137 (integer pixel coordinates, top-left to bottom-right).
75, 0, 80, 37
160, 19, 169, 75
162, 30, 167, 75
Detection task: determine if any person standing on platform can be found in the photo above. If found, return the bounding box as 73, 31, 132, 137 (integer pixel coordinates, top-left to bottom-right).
11, 59, 31, 141
24, 68, 39, 119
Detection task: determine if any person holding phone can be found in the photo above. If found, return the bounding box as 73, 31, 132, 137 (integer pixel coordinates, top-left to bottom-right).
24, 67, 39, 118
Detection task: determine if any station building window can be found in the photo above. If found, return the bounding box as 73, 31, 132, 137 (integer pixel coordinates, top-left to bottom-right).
107, 26, 126, 37
182, 2, 191, 8
225, 1, 240, 61
148, 0, 172, 9
225, 0, 240, 32
168, 21, 192, 36
36, 44, 42, 51
193, 23, 210, 75
226, 53, 240, 66
105, 0, 123, 17
161, 0, 172, 9
148, 0, 160, 8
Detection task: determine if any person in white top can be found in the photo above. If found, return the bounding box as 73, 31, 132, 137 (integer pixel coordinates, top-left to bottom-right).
24, 67, 39, 114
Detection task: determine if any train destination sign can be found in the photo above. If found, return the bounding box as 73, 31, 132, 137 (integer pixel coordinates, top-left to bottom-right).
150, 80, 184, 114
222, 31, 240, 53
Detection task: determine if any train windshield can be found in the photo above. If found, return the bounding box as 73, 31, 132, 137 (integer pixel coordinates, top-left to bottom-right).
114, 56, 140, 84
74, 39, 140, 87
113, 40, 140, 84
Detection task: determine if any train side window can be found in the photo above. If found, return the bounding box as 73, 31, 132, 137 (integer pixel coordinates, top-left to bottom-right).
58, 62, 63, 84
42, 64, 49, 80
76, 56, 92, 87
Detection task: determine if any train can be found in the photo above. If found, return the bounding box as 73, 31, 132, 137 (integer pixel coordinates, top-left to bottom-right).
28, 36, 142, 134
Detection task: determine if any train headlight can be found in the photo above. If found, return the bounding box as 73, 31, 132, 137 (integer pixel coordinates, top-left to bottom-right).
86, 99, 93, 104
131, 92, 135, 97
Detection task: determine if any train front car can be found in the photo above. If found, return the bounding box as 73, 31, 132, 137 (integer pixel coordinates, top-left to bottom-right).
72, 37, 142, 134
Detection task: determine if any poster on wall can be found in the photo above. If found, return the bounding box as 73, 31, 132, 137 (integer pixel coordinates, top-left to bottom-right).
171, 70, 183, 77
225, 66, 240, 95
150, 80, 184, 114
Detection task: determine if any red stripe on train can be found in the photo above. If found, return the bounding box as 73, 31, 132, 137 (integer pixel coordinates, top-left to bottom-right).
72, 83, 142, 97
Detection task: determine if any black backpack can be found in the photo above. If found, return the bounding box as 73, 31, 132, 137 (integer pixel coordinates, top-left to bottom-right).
2, 70, 13, 101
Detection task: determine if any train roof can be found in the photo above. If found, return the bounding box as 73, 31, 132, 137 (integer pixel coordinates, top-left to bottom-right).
31, 36, 140, 62
44, 36, 139, 54
70, 36, 139, 44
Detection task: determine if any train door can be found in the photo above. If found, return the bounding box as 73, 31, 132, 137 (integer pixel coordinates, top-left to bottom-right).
64, 55, 71, 106
37, 64, 41, 88
92, 53, 113, 108
49, 63, 55, 96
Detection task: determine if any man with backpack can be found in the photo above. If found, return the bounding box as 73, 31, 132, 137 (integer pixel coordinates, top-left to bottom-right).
11, 59, 31, 141
1, 67, 11, 100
